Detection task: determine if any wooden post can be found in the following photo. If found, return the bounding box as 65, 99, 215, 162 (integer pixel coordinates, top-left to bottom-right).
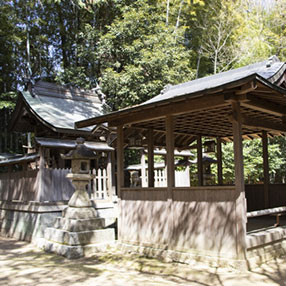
37, 146, 45, 201
231, 101, 247, 259
262, 131, 270, 208
111, 150, 116, 197
217, 137, 223, 185
117, 125, 124, 197
186, 156, 190, 187
166, 116, 175, 196
197, 135, 203, 186
140, 149, 146, 187
116, 125, 124, 242
107, 151, 113, 200
148, 129, 154, 188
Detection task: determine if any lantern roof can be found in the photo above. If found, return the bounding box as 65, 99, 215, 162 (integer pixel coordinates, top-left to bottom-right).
61, 138, 97, 160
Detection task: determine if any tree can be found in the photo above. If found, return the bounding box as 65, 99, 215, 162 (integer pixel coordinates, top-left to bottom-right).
191, 1, 242, 75
97, 0, 195, 110
217, 138, 284, 185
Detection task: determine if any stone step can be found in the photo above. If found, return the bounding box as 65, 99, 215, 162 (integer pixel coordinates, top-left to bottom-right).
44, 227, 115, 246
42, 239, 116, 259
53, 217, 116, 231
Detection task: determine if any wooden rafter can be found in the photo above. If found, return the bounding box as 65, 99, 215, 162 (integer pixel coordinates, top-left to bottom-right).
242, 116, 286, 133
108, 94, 227, 126
240, 94, 286, 117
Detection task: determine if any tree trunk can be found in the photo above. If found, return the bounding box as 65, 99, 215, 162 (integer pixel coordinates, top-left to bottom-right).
196, 48, 202, 79
166, 0, 170, 26
57, 4, 68, 70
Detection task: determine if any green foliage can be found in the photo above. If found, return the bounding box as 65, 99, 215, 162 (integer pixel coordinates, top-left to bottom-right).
98, 1, 195, 109
2, 0, 286, 178
0, 92, 17, 110
216, 139, 284, 185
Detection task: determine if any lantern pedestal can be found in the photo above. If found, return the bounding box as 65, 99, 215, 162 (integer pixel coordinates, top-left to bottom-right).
42, 184, 115, 258
40, 138, 115, 259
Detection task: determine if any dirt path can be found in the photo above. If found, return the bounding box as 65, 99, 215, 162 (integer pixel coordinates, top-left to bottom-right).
1, 237, 286, 286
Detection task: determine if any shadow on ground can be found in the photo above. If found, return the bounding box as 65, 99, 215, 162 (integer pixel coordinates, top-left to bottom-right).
1, 237, 286, 286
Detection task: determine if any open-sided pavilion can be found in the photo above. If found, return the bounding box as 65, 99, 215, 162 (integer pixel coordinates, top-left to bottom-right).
76, 56, 286, 268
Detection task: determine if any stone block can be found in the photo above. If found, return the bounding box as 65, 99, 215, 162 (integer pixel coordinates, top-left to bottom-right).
44, 227, 115, 246
42, 239, 116, 259
43, 240, 84, 259
54, 217, 105, 231
62, 207, 98, 219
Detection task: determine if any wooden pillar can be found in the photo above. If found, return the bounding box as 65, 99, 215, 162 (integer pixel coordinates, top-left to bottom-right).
37, 146, 45, 201
7, 165, 12, 201
140, 149, 146, 187
197, 135, 203, 186
217, 137, 223, 185
148, 129, 154, 188
166, 116, 175, 197
117, 125, 124, 197
111, 150, 116, 197
186, 156, 190, 187
231, 101, 247, 259
106, 151, 113, 200
262, 131, 270, 208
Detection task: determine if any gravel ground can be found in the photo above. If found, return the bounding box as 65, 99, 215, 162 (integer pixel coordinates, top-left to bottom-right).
1, 236, 286, 286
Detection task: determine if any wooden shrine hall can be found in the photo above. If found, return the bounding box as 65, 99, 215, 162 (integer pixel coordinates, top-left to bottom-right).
76, 56, 286, 268
0, 80, 116, 242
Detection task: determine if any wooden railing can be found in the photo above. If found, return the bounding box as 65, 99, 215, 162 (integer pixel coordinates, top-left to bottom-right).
136, 168, 189, 188
90, 168, 109, 200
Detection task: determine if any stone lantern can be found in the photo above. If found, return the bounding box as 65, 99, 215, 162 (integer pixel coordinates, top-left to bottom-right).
42, 138, 115, 259
61, 137, 97, 219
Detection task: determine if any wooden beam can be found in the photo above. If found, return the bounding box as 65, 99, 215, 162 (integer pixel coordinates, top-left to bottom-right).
166, 116, 175, 197
147, 129, 154, 188
129, 126, 195, 140
262, 131, 270, 208
242, 116, 286, 133
240, 94, 286, 117
231, 101, 247, 259
109, 94, 227, 126
117, 125, 124, 196
197, 135, 203, 186
217, 137, 223, 185
235, 81, 257, 95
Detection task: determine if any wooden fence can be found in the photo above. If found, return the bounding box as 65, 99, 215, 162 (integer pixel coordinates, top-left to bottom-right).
0, 167, 110, 202
89, 168, 109, 200
139, 169, 190, 187
0, 170, 38, 201
245, 184, 286, 211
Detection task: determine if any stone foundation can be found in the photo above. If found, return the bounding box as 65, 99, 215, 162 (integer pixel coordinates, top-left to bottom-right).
0, 201, 66, 242
119, 241, 249, 271
246, 226, 286, 269
0, 200, 117, 244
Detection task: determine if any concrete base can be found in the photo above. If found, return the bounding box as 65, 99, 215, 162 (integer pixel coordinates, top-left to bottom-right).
42, 201, 116, 259
0, 200, 117, 243
41, 227, 115, 259
39, 238, 115, 259
44, 227, 115, 246
246, 226, 286, 269
0, 208, 62, 242
119, 241, 248, 271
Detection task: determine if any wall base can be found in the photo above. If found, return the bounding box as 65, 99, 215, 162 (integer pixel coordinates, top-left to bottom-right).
0, 200, 117, 243
119, 241, 248, 271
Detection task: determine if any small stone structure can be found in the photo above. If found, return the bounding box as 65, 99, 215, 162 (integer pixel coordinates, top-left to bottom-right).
41, 138, 115, 258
